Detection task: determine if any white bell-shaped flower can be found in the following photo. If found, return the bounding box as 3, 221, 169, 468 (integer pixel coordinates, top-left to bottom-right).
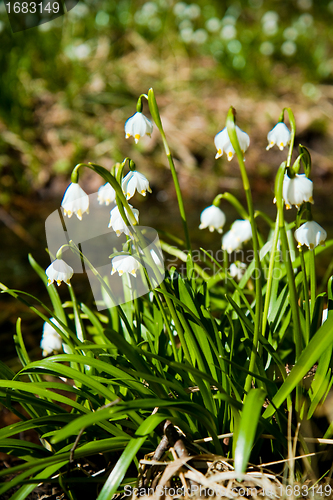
108, 204, 139, 237
230, 220, 252, 241
40, 318, 63, 357
294, 221, 327, 250
267, 122, 291, 151
125, 112, 153, 143
229, 262, 247, 281
222, 231, 242, 254
122, 171, 152, 200
61, 183, 89, 220
97, 183, 116, 206
111, 254, 141, 277
46, 259, 74, 286
199, 205, 226, 233
222, 219, 252, 253
214, 125, 250, 161
283, 173, 314, 210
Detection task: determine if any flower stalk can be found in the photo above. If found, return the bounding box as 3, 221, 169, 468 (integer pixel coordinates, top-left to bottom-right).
147, 88, 192, 257
261, 217, 280, 338
299, 249, 311, 344
309, 250, 316, 320
226, 107, 262, 396
275, 162, 302, 360
285, 108, 296, 168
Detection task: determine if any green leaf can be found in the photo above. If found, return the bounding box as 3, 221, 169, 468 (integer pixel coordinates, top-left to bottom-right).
0, 360, 15, 380
234, 388, 266, 476
0, 438, 50, 459
0, 437, 131, 480
18, 357, 119, 402
0, 380, 88, 414
51, 398, 219, 446
0, 461, 68, 499
0, 414, 76, 440
186, 252, 195, 283
96, 414, 166, 500
263, 313, 333, 419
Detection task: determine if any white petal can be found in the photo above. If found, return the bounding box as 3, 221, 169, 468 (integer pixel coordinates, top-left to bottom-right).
122, 171, 151, 200
98, 183, 116, 205
267, 122, 291, 150
214, 125, 249, 160
231, 219, 252, 242
124, 112, 153, 142
108, 204, 139, 237
222, 231, 241, 253
111, 254, 141, 277
61, 183, 89, 220
294, 221, 327, 250
41, 317, 63, 356
46, 259, 74, 286
199, 205, 226, 233
283, 173, 313, 209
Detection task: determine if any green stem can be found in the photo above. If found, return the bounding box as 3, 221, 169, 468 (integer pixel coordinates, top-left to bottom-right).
226, 108, 263, 396
147, 89, 192, 257
223, 249, 229, 292
68, 285, 85, 343
309, 250, 316, 321
261, 217, 280, 338
300, 249, 310, 345
159, 281, 191, 362
70, 164, 187, 363
213, 192, 248, 219
151, 290, 179, 361
275, 163, 302, 361
62, 241, 135, 339
285, 108, 296, 168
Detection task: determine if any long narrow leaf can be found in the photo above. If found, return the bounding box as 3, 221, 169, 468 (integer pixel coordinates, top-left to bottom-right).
263, 314, 333, 418
96, 414, 166, 500
234, 388, 266, 475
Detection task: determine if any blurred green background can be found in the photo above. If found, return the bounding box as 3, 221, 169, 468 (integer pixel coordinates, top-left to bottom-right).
1, 0, 333, 362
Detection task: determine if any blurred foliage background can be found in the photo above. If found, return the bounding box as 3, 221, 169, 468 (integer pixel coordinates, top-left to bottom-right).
1, 0, 333, 361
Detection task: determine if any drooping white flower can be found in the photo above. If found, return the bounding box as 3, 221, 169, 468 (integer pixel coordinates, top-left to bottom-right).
222, 231, 242, 254
125, 112, 153, 144
294, 221, 327, 250
61, 183, 89, 220
231, 219, 252, 241
229, 262, 247, 281
97, 183, 116, 206
122, 171, 152, 200
222, 219, 252, 253
46, 259, 74, 286
283, 173, 314, 209
214, 125, 250, 161
111, 254, 141, 277
199, 205, 226, 233
40, 318, 63, 357
266, 122, 291, 151
108, 204, 139, 237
